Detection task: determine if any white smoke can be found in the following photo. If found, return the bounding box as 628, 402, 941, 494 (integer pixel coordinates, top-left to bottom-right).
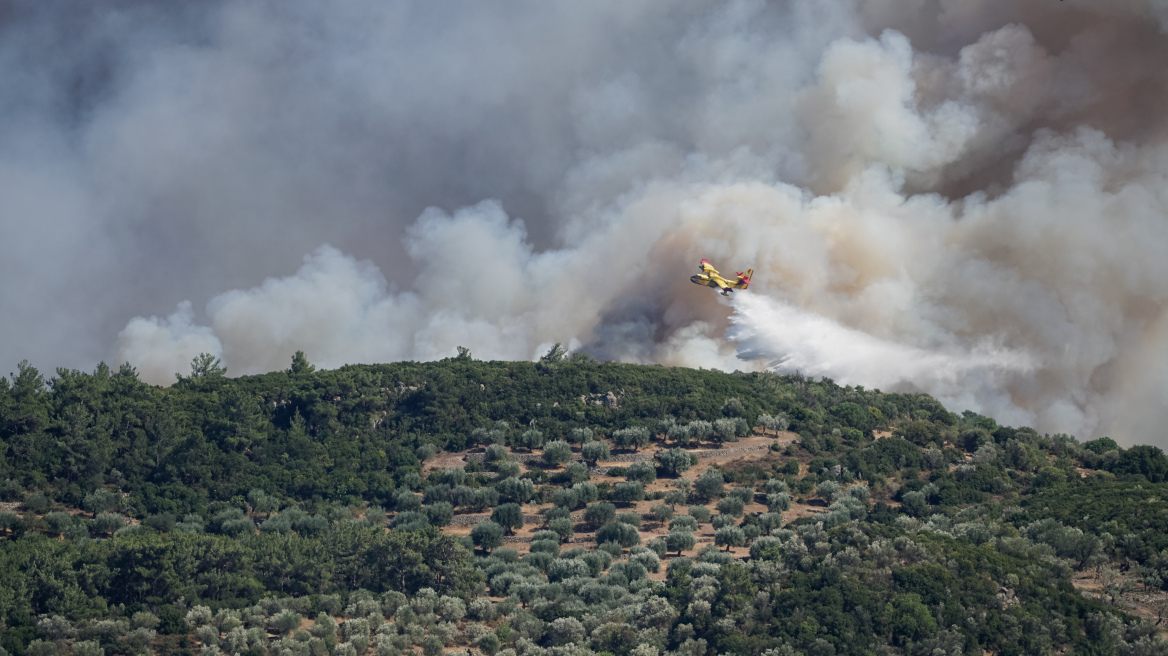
4, 1, 1168, 444
116, 302, 223, 384
728, 294, 1038, 427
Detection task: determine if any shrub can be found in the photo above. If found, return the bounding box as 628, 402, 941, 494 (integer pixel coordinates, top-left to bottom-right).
221, 518, 256, 537
742, 523, 762, 542
476, 632, 501, 656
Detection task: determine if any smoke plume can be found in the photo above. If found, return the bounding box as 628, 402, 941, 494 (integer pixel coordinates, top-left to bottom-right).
3, 1, 1168, 444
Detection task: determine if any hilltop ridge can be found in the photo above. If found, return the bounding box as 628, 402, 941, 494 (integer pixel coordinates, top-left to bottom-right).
1, 354, 1168, 655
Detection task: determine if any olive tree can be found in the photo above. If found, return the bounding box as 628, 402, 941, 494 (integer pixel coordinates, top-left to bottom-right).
693, 470, 725, 502
666, 530, 695, 555
715, 526, 746, 551
541, 440, 572, 467
490, 504, 524, 535
584, 502, 616, 529
611, 427, 651, 452
519, 429, 545, 451
657, 448, 693, 477
581, 441, 611, 465
625, 462, 656, 484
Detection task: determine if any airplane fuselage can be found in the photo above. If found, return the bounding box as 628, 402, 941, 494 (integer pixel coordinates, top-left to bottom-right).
691, 260, 753, 296
691, 273, 744, 295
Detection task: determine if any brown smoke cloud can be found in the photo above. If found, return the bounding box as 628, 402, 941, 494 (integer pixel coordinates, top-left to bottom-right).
2, 1, 1167, 444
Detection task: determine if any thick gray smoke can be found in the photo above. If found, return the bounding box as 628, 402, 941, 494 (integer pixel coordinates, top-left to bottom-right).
4, 1, 1168, 445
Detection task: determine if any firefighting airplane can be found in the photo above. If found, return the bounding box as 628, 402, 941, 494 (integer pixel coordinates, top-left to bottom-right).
690, 259, 754, 296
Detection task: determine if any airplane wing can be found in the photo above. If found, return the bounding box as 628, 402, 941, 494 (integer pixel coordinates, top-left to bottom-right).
699, 259, 720, 276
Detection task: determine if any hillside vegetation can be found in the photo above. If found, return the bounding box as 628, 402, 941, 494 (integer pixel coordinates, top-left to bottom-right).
2, 349, 1168, 656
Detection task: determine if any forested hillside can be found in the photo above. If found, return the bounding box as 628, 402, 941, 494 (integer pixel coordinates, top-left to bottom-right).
2, 350, 1168, 656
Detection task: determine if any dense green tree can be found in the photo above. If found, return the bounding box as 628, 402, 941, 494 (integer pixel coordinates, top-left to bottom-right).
288, 351, 316, 375
470, 521, 504, 554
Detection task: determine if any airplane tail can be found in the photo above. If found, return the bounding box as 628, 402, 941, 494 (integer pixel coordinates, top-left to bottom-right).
736, 268, 754, 288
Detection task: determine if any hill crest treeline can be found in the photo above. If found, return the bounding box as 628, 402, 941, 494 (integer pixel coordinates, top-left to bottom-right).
2, 353, 1168, 656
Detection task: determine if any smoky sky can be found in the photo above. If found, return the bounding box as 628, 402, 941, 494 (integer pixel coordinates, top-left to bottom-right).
4, 0, 1168, 445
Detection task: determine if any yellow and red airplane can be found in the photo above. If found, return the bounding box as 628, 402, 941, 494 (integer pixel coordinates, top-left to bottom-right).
690, 259, 753, 296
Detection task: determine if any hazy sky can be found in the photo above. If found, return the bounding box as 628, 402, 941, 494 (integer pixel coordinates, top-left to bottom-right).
4, 0, 1168, 444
